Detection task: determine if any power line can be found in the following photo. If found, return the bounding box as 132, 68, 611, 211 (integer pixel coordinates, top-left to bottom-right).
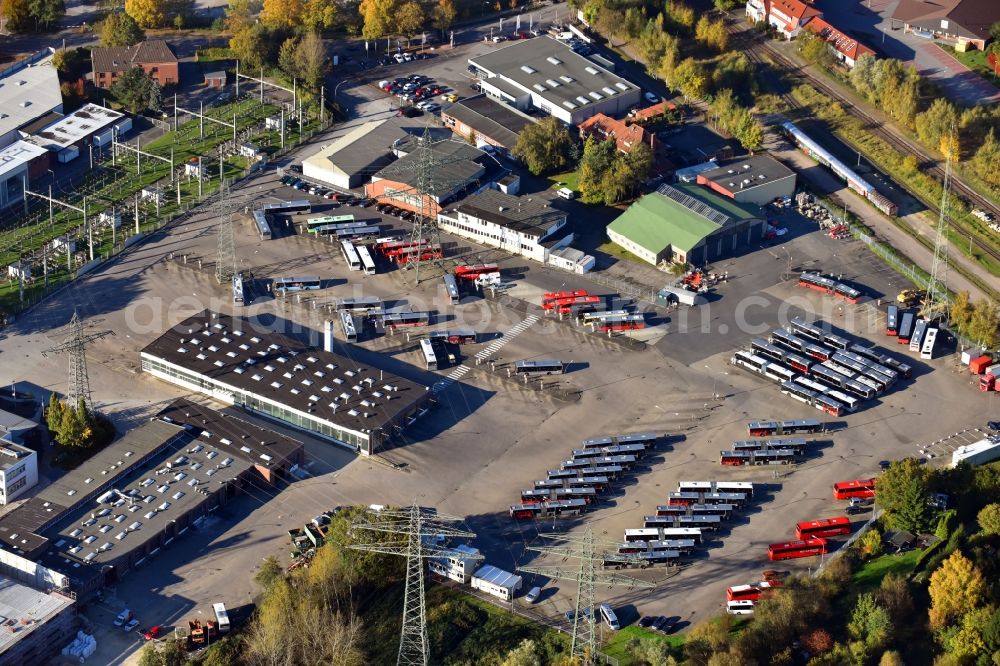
41, 310, 115, 410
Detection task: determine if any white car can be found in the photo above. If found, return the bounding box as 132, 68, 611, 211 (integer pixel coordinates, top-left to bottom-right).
644, 92, 660, 105
423, 104, 440, 113
393, 53, 405, 63
123, 619, 140, 632
403, 53, 413, 62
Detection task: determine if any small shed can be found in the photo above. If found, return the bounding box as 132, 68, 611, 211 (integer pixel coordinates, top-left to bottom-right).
887, 530, 916, 552
140, 187, 164, 204
265, 115, 284, 131
51, 236, 77, 253
7, 262, 30, 281
238, 142, 264, 160
184, 158, 207, 179
204, 70, 226, 88
470, 564, 522, 601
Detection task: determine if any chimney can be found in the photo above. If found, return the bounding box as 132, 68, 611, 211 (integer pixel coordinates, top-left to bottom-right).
323, 320, 334, 352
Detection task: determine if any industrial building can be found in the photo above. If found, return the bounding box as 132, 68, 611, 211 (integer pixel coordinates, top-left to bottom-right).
0, 440, 38, 505
0, 575, 76, 666
302, 117, 450, 190
368, 138, 505, 217
437, 189, 571, 264
139, 310, 432, 455
0, 49, 63, 150
468, 37, 642, 126
606, 183, 766, 267
25, 104, 132, 164
0, 400, 306, 599
440, 94, 535, 157
0, 141, 49, 211
695, 155, 796, 206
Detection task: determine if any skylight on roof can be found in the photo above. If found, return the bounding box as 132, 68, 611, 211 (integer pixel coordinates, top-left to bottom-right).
602, 86, 616, 96
589, 91, 603, 100
615, 82, 629, 91
585, 66, 599, 75
562, 101, 577, 109
560, 75, 574, 83
546, 56, 562, 65
575, 96, 590, 105
521, 65, 536, 74
270, 381, 282, 389
533, 84, 547, 92
546, 79, 560, 87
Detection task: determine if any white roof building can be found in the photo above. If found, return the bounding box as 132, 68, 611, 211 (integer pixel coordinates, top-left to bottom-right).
26, 104, 126, 151
0, 49, 63, 149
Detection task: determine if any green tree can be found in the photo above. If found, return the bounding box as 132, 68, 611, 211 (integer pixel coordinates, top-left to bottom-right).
978, 503, 1000, 535
879, 651, 904, 666
877, 573, 914, 626
260, 0, 303, 29
254, 555, 284, 590
877, 458, 933, 533
278, 36, 300, 79
303, 0, 337, 30
673, 57, 707, 100
230, 23, 271, 71
799, 30, 833, 68
695, 16, 728, 52
942, 607, 992, 661
294, 31, 329, 91
578, 136, 617, 204
110, 66, 161, 113
857, 527, 883, 560
359, 0, 395, 38
431, 0, 455, 33
950, 291, 973, 330
733, 109, 764, 152
137, 642, 161, 666
714, 0, 739, 9
125, 0, 164, 27
511, 116, 575, 176
501, 639, 541, 666
395, 0, 424, 35
100, 10, 144, 46
627, 636, 677, 665
664, 0, 694, 31
26, 0, 63, 29
929, 550, 986, 629
848, 593, 891, 650
849, 53, 879, 103
967, 299, 1000, 348
915, 98, 959, 153
46, 392, 65, 435
0, 0, 31, 31
224, 0, 259, 32
991, 20, 1000, 42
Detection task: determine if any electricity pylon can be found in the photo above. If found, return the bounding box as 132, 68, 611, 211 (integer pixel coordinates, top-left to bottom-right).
41, 310, 115, 410
922, 130, 955, 321
348, 505, 482, 666
520, 529, 656, 665
215, 184, 238, 284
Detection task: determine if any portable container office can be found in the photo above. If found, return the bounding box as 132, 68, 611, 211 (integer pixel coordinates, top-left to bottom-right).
471, 564, 523, 601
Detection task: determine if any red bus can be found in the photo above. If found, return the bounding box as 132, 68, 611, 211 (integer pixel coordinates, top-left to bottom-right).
795, 516, 851, 540
454, 264, 499, 280
543, 295, 600, 311
543, 289, 588, 304
396, 248, 443, 265
767, 538, 828, 561
726, 580, 782, 602
832, 479, 876, 500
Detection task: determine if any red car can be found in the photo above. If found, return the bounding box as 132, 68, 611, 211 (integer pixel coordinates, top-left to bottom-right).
431, 87, 444, 95
144, 626, 162, 640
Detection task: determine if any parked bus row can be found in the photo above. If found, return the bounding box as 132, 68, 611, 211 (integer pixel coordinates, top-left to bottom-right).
247, 200, 311, 240
797, 272, 862, 304
614, 481, 756, 570
885, 305, 940, 359
747, 419, 824, 436
510, 433, 661, 520
767, 515, 853, 561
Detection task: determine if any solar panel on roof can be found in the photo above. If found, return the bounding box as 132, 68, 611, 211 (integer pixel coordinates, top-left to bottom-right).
656, 184, 732, 226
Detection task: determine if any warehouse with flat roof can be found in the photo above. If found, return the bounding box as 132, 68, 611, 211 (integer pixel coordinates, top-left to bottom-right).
607, 183, 766, 267
0, 576, 76, 666
696, 155, 796, 206
140, 311, 432, 455
468, 37, 642, 125
0, 49, 63, 150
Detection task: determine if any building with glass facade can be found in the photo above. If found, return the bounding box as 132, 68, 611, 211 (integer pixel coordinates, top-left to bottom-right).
139, 310, 432, 455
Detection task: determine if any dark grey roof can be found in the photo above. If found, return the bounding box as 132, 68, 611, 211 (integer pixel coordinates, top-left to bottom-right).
16, 110, 64, 136
0, 419, 185, 558
91, 39, 177, 74
375, 139, 488, 197
698, 155, 795, 192
140, 311, 429, 437
469, 37, 637, 112
448, 189, 566, 239
155, 398, 304, 470
306, 117, 450, 180
442, 95, 534, 147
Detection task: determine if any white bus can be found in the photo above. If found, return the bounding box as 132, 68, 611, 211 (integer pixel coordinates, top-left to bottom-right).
213, 602, 230, 632
340, 239, 362, 271
357, 244, 376, 275
515, 360, 565, 375
339, 309, 357, 342
920, 326, 938, 359
443, 274, 460, 304
274, 277, 321, 294
419, 338, 438, 370
232, 274, 244, 305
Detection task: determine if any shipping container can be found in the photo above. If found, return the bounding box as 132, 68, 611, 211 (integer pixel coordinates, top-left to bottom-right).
970, 356, 994, 375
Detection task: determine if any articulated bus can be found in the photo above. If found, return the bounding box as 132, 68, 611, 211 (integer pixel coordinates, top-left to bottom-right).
340, 240, 362, 271
339, 310, 358, 342
605, 549, 681, 568
784, 352, 813, 373
726, 581, 782, 602
833, 283, 861, 304
795, 516, 851, 540
335, 297, 384, 315
321, 224, 382, 239
813, 393, 844, 417
581, 436, 614, 449
598, 315, 645, 331
624, 527, 704, 544
509, 499, 587, 520
579, 309, 628, 324
232, 274, 244, 305
750, 339, 786, 363
767, 538, 828, 561
794, 375, 832, 396
720, 449, 797, 466
274, 276, 322, 294
798, 272, 837, 295
823, 331, 851, 350
515, 360, 565, 375
384, 312, 431, 329
764, 362, 797, 384
810, 364, 850, 391
357, 245, 377, 275
836, 351, 898, 383
732, 438, 808, 454
378, 240, 428, 257
849, 344, 912, 378
731, 350, 769, 375
800, 342, 832, 362
542, 295, 601, 311
454, 264, 500, 280
886, 305, 899, 336
262, 200, 311, 215
832, 478, 877, 500
827, 389, 859, 412
678, 481, 754, 497
428, 330, 477, 344
419, 338, 438, 370
747, 420, 823, 436
667, 491, 703, 506
657, 504, 735, 518
844, 378, 877, 401
769, 329, 807, 352
543, 289, 588, 304
561, 455, 637, 471
781, 380, 818, 406
618, 539, 696, 555
701, 492, 748, 506
645, 514, 722, 530
897, 312, 915, 344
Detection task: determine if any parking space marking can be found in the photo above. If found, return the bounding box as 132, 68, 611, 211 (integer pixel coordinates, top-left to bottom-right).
432, 315, 538, 393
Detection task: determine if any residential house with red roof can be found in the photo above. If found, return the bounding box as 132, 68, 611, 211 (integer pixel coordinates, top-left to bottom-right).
804, 18, 876, 68
91, 40, 178, 89
746, 0, 822, 40
578, 113, 654, 154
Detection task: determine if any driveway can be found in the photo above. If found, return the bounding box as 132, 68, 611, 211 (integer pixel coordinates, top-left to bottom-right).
815, 0, 1000, 106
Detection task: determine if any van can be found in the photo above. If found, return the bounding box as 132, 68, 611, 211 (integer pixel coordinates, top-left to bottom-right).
114, 609, 133, 626
599, 603, 620, 630
525, 586, 542, 603
726, 600, 755, 615
556, 187, 575, 200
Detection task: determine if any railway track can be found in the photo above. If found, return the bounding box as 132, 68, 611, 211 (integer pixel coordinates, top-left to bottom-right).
737, 29, 1000, 270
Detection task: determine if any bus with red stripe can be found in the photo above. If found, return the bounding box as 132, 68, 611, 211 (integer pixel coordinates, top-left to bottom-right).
832, 478, 876, 500
454, 264, 500, 280
767, 538, 828, 561
543, 289, 588, 304
726, 580, 782, 602
543, 295, 600, 311
795, 516, 851, 539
